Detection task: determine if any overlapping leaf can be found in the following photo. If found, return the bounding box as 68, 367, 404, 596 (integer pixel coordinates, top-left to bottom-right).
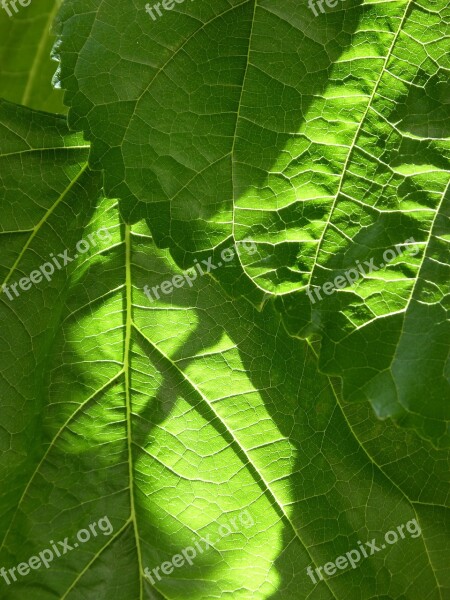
52, 0, 450, 445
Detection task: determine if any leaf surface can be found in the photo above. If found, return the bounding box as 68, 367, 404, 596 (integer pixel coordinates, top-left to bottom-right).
0, 0, 66, 113
0, 101, 448, 599
53, 0, 450, 445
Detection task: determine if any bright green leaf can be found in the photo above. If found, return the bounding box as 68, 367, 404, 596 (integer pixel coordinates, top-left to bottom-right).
1, 101, 448, 599
53, 0, 450, 445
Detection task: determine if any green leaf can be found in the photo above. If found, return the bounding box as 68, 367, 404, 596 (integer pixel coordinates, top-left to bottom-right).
278, 188, 450, 447
1, 100, 448, 599
0, 0, 66, 113
53, 0, 450, 445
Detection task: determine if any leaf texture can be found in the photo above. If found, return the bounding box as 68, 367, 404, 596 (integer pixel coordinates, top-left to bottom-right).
0, 0, 66, 113
53, 0, 450, 445
0, 101, 448, 599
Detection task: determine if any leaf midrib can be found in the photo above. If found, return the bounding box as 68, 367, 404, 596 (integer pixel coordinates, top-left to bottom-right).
125, 223, 145, 600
